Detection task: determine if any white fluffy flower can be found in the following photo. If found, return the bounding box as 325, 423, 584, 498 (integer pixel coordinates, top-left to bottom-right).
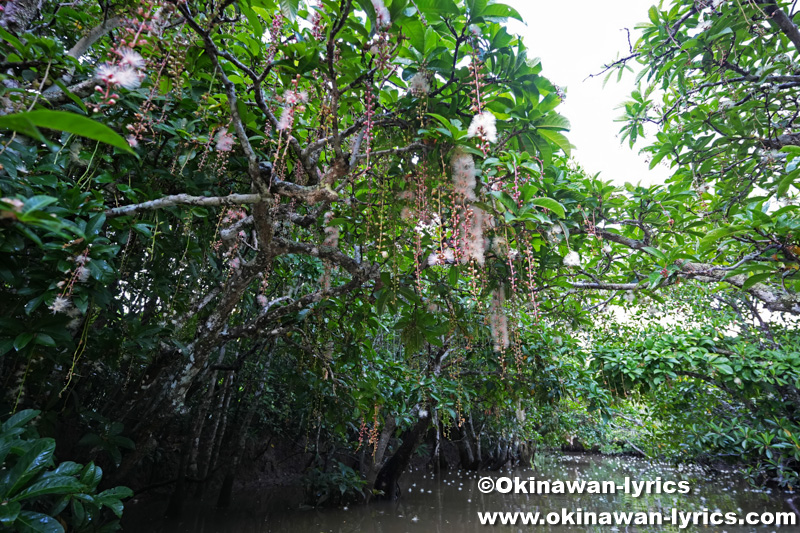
277, 107, 293, 130
215, 131, 235, 152
96, 63, 141, 90
118, 48, 145, 69
76, 266, 91, 283
49, 296, 72, 314
409, 72, 430, 95
602, 244, 612, 254
563, 250, 581, 268
284, 90, 308, 105
451, 150, 477, 201
371, 0, 390, 28
623, 291, 635, 303
467, 111, 498, 143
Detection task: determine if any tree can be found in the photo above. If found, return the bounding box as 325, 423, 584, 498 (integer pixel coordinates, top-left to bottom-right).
587, 0, 800, 314
0, 0, 585, 509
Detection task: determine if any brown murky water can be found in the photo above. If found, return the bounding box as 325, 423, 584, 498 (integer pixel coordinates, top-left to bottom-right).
125, 453, 798, 532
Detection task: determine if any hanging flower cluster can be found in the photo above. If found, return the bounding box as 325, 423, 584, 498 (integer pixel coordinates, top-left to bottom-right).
458, 206, 486, 265
277, 89, 309, 131
490, 287, 509, 352
451, 149, 477, 201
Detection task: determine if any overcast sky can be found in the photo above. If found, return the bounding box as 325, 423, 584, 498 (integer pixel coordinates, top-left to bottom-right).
503, 0, 670, 187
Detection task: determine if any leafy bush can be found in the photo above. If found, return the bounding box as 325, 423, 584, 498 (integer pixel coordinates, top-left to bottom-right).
0, 409, 132, 533
302, 461, 367, 506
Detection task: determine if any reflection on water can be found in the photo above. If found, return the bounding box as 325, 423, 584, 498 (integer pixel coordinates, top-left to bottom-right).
125, 453, 797, 532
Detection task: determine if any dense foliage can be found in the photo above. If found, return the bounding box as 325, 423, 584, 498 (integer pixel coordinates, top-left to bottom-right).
1, 0, 800, 521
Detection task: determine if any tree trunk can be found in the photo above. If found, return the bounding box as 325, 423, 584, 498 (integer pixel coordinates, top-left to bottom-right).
373, 412, 429, 500
0, 0, 42, 35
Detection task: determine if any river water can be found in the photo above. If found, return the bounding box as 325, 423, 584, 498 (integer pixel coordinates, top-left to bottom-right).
126, 453, 797, 532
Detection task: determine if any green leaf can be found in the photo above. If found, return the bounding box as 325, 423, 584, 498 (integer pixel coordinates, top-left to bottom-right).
642, 246, 667, 261
0, 111, 135, 155
448, 266, 459, 287
11, 476, 85, 502
2, 410, 40, 432
536, 128, 571, 156
528, 197, 565, 218
741, 272, 773, 291
33, 334, 56, 348
490, 190, 518, 214
534, 113, 571, 131
414, 0, 460, 17
14, 332, 33, 351
14, 511, 64, 533
776, 168, 799, 198
715, 363, 734, 376
0, 501, 21, 524
0, 439, 56, 499
480, 3, 523, 22
279, 0, 300, 18
79, 462, 102, 489
22, 196, 57, 215
698, 225, 745, 252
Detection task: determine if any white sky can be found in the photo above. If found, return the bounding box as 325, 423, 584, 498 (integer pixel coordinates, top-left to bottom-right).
504, 0, 670, 187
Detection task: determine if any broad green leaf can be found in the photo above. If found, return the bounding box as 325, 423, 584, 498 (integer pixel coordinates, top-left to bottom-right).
741, 272, 774, 291
14, 511, 64, 533
529, 197, 565, 218
536, 128, 572, 156
698, 225, 745, 252
0, 501, 21, 524
414, 0, 460, 17
0, 111, 135, 155
1, 410, 40, 432
642, 246, 667, 261
11, 476, 85, 502
776, 168, 799, 198
0, 439, 56, 498
13, 332, 33, 351
279, 0, 300, 18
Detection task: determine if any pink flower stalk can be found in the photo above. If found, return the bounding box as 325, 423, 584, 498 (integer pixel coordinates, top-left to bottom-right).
277, 107, 294, 130
126, 135, 139, 148
467, 110, 498, 143
371, 0, 391, 28
451, 150, 477, 201
215, 131, 235, 152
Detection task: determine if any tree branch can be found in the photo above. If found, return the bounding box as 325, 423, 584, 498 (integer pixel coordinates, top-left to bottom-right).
106, 193, 263, 218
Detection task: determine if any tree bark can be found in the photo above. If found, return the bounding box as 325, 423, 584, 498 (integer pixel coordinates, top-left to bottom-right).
373, 412, 429, 500
0, 0, 42, 35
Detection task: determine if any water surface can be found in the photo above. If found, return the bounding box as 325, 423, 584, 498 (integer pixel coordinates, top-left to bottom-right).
126, 453, 797, 532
